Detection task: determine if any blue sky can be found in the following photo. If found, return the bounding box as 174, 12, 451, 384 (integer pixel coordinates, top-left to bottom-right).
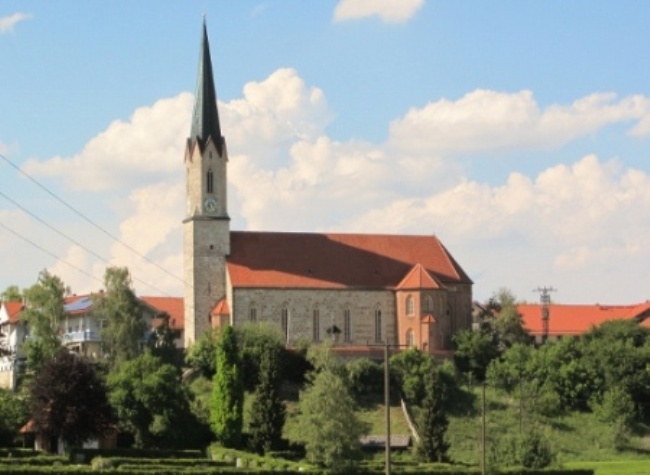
1, 1, 650, 304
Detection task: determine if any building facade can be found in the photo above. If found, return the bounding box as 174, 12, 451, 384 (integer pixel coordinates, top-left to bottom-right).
183, 22, 474, 356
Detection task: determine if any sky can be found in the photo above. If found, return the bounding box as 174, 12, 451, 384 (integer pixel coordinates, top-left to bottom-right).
1, 0, 650, 305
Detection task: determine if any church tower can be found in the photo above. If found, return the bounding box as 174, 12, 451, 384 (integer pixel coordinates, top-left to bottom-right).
184, 20, 230, 347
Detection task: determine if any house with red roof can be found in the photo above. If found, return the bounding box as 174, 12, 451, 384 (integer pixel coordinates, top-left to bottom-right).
518, 302, 650, 343
181, 23, 474, 356
0, 294, 182, 389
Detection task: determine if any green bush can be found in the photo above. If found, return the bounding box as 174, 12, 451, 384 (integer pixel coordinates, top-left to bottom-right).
519, 431, 554, 469
68, 448, 203, 464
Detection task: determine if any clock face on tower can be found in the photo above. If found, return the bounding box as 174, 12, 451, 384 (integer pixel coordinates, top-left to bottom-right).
204, 197, 218, 214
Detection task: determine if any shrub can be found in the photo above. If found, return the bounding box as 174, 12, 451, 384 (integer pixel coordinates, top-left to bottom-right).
519, 431, 554, 469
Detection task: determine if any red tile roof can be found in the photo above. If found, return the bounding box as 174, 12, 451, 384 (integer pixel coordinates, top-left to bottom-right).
396, 263, 443, 290
518, 303, 650, 336
141, 296, 184, 330
3, 301, 24, 324
227, 231, 471, 289
211, 298, 230, 316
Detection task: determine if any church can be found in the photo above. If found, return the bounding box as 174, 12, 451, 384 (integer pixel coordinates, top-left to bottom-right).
183, 22, 473, 357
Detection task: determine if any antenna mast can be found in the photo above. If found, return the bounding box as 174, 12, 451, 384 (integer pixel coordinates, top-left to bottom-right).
534, 286, 556, 344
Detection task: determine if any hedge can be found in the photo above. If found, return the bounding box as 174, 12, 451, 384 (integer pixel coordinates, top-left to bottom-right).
0, 465, 595, 475
68, 448, 203, 464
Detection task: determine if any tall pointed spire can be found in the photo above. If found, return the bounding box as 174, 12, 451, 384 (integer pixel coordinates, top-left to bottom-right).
190, 18, 223, 153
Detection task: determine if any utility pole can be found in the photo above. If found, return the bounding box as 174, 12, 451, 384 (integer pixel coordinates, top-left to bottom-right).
481, 381, 486, 475
534, 286, 556, 344
384, 342, 391, 475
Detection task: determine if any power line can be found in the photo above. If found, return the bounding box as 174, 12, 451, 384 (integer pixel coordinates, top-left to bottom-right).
0, 191, 172, 295
0, 152, 185, 286
0, 220, 103, 286
0, 152, 184, 295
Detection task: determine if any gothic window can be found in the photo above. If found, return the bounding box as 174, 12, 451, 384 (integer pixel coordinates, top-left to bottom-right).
374, 308, 382, 343
250, 307, 257, 323
313, 309, 320, 341
281, 307, 288, 341
406, 329, 414, 347
406, 295, 415, 316
424, 295, 434, 312
344, 308, 351, 342
207, 169, 214, 194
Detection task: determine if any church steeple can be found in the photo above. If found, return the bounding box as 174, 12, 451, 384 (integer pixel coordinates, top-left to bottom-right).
184, 19, 230, 348
190, 18, 223, 154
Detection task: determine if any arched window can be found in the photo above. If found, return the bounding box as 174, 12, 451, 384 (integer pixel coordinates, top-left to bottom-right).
249, 307, 257, 323
207, 169, 214, 193
406, 295, 415, 316
313, 309, 320, 341
406, 329, 414, 347
344, 308, 351, 342
281, 307, 289, 341
424, 295, 434, 312
374, 308, 382, 342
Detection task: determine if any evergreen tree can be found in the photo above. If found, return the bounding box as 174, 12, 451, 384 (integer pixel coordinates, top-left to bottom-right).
30, 348, 113, 448
210, 326, 243, 447
248, 346, 285, 454
94, 267, 146, 368
416, 366, 450, 462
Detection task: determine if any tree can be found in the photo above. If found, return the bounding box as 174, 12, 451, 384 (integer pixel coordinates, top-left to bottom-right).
236, 322, 286, 391
289, 369, 367, 471
210, 326, 243, 447
108, 351, 205, 448
185, 330, 217, 378
146, 312, 180, 366
347, 357, 383, 397
416, 365, 450, 462
29, 348, 113, 448
453, 329, 499, 382
21, 270, 67, 371
94, 267, 146, 368
490, 288, 531, 349
0, 388, 29, 447
248, 346, 286, 454
390, 347, 434, 404
1, 285, 22, 302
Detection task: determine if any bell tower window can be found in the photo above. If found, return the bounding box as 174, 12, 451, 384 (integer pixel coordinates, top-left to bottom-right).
207, 169, 214, 194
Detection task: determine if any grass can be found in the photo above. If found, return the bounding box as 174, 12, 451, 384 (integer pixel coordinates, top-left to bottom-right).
443, 384, 650, 471
565, 460, 650, 475
356, 393, 412, 436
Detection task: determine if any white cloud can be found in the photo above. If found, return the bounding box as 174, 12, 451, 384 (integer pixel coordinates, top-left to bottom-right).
389, 90, 650, 155
15, 68, 650, 304
23, 93, 193, 191
333, 0, 424, 23
0, 12, 32, 34
222, 68, 332, 166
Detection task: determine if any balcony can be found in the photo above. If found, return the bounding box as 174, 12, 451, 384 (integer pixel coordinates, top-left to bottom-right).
62, 330, 101, 343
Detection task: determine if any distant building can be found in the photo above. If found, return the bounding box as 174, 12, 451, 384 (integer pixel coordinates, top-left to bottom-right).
182, 21, 474, 356
0, 295, 182, 389
518, 302, 650, 343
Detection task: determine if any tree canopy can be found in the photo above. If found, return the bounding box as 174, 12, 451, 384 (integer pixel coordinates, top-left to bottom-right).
289, 367, 367, 471
94, 267, 146, 368
108, 351, 205, 448
248, 345, 286, 454
210, 326, 244, 448
29, 348, 113, 447
21, 270, 67, 372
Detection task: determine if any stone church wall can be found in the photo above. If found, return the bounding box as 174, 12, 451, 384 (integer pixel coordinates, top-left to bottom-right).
231, 288, 396, 346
